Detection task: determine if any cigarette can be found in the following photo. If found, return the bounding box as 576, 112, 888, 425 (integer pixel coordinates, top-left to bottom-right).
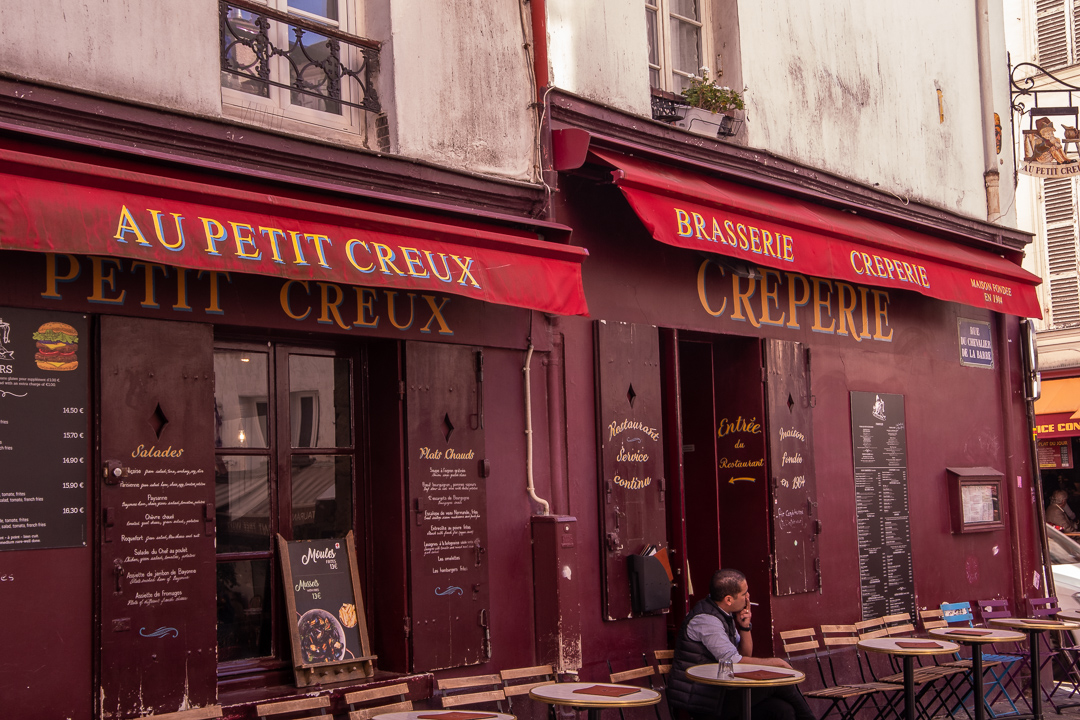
749, 602, 759, 606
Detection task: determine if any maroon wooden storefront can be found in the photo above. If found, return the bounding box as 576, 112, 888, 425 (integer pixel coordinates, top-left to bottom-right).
0, 90, 1051, 720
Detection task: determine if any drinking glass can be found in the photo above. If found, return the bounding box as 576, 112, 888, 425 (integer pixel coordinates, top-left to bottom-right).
718, 660, 734, 679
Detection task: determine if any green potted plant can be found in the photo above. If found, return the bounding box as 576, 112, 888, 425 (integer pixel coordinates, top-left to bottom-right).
677, 68, 744, 138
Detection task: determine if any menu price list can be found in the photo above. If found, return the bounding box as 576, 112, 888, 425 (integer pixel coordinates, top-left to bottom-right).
850, 391, 914, 620
0, 307, 90, 551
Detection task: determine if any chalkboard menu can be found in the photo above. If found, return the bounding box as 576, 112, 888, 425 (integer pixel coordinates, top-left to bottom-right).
850, 391, 914, 620
0, 307, 90, 550
278, 532, 374, 686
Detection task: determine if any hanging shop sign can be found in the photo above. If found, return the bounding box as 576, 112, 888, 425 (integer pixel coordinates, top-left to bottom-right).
0, 145, 589, 317
0, 307, 90, 550
1020, 117, 1080, 178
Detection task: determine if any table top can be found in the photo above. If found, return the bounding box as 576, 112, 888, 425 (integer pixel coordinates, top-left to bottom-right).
928, 627, 1026, 644
1056, 609, 1080, 623
857, 637, 959, 656
373, 713, 516, 720
988, 617, 1080, 631
686, 663, 805, 688
529, 683, 661, 708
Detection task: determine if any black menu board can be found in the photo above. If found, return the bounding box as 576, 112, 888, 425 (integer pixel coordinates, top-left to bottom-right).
277, 532, 374, 686
0, 307, 90, 550
850, 391, 914, 620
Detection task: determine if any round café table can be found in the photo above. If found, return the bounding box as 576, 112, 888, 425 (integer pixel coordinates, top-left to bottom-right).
1056, 609, 1080, 623
373, 713, 516, 720
529, 681, 660, 720
928, 627, 1026, 720
686, 663, 805, 720
858, 637, 959, 720
989, 617, 1080, 720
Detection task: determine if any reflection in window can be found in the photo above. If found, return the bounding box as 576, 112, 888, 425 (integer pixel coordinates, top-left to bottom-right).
215, 351, 270, 449
292, 455, 352, 540
216, 456, 272, 553
290, 355, 350, 448
217, 559, 273, 662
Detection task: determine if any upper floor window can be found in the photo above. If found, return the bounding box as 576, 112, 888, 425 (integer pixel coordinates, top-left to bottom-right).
646, 0, 712, 94
219, 0, 380, 133
1036, 0, 1080, 69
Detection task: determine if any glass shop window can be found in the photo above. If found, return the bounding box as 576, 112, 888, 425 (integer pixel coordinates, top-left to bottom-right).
213, 342, 357, 671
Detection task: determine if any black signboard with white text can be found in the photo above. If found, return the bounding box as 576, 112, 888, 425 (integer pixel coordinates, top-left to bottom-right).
850, 391, 914, 620
278, 532, 374, 686
0, 307, 90, 550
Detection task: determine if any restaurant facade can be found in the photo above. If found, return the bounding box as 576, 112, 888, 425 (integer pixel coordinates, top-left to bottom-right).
0, 6, 1052, 718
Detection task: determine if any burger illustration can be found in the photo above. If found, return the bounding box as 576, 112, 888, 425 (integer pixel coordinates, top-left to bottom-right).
33, 321, 79, 371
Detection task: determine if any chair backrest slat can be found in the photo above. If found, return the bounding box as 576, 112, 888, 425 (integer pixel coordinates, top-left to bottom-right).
919, 608, 948, 630
977, 598, 1012, 624
500, 665, 553, 681
345, 683, 411, 705
441, 689, 506, 708
256, 697, 330, 717
438, 675, 502, 691
349, 700, 413, 720
610, 666, 655, 683
941, 601, 975, 625
1028, 597, 1061, 618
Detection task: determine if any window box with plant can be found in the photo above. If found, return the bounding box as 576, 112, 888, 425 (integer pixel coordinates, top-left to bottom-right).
676, 68, 744, 138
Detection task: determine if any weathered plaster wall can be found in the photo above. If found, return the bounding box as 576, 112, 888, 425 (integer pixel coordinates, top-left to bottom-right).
546, 0, 652, 117
738, 0, 998, 220
387, 0, 536, 181
0, 0, 221, 117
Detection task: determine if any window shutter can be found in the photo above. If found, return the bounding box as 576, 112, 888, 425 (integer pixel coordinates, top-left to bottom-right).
1038, 0, 1070, 68
1044, 177, 1080, 326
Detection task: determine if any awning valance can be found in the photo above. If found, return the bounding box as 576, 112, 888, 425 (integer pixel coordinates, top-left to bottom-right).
0, 145, 589, 317
587, 148, 1041, 318
1035, 378, 1080, 438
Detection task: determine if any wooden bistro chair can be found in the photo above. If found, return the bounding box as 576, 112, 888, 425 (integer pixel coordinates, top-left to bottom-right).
138, 708, 223, 720
608, 654, 665, 720
653, 649, 674, 679
344, 682, 413, 720
255, 697, 331, 720
781, 627, 901, 720
857, 616, 965, 720
500, 664, 557, 717
1027, 597, 1080, 711
436, 674, 507, 712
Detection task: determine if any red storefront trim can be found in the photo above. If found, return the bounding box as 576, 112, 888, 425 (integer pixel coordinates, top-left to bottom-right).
586, 148, 1041, 318
0, 146, 589, 317
1035, 412, 1080, 439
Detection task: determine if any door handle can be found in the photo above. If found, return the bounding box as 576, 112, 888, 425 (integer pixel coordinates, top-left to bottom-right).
114, 559, 125, 593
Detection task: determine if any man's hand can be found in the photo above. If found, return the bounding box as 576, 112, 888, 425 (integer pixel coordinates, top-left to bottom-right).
751, 657, 793, 670
736, 605, 752, 629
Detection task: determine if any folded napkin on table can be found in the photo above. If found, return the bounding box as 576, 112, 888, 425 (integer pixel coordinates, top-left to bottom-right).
572, 685, 639, 698
896, 641, 942, 649
417, 713, 497, 720
732, 670, 793, 681
947, 629, 992, 636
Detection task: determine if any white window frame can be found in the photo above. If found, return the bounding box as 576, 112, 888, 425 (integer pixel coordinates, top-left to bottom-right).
220, 0, 364, 135
646, 0, 715, 94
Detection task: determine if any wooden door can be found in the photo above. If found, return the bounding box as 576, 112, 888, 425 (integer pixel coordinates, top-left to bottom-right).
763, 338, 820, 595
98, 317, 217, 718
595, 321, 667, 620
405, 342, 489, 671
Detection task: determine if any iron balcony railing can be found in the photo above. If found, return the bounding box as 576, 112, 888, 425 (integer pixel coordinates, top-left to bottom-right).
219, 0, 381, 115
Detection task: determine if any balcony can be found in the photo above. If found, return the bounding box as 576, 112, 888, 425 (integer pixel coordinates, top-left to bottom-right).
219, 0, 381, 117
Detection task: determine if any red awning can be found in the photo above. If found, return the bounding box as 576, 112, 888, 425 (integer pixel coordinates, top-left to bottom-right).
587, 148, 1041, 318
0, 145, 589, 317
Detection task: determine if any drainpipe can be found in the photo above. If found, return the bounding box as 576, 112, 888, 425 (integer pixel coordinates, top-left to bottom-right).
546, 320, 569, 515
976, 0, 1002, 222
524, 343, 551, 515
529, 0, 550, 100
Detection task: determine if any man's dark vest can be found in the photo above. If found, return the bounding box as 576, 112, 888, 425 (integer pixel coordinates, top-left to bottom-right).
667, 598, 739, 715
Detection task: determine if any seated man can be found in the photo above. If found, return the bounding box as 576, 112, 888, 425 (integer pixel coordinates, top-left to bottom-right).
668, 568, 814, 720
1047, 489, 1078, 532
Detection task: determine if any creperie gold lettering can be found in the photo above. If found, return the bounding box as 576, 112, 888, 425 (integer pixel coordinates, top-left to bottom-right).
696, 258, 893, 342
849, 250, 930, 289
112, 205, 482, 289
675, 208, 795, 263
